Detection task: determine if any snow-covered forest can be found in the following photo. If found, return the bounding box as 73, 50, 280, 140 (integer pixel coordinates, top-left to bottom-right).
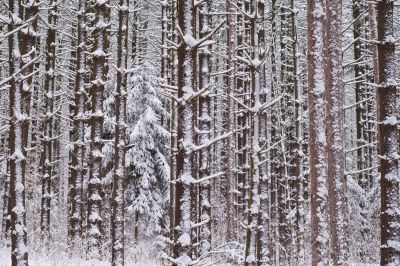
0, 0, 399, 265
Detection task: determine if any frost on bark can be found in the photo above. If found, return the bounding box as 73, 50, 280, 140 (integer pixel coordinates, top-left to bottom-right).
376, 0, 400, 265
307, 0, 330, 265
324, 0, 349, 264
198, 0, 212, 256
40, 0, 58, 240
87, 0, 110, 259
173, 0, 196, 264
244, 0, 266, 264
111, 0, 129, 265
68, 0, 86, 251
290, 0, 305, 263
8, 0, 39, 264
8, 0, 27, 264
225, 0, 236, 243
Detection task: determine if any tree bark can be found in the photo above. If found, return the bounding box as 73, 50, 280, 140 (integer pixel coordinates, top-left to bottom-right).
40, 0, 58, 240
376, 0, 400, 265
325, 0, 349, 264
173, 0, 196, 263
307, 0, 330, 265
225, 0, 237, 243
68, 0, 87, 252
87, 0, 110, 259
111, 1, 129, 265
198, 0, 212, 256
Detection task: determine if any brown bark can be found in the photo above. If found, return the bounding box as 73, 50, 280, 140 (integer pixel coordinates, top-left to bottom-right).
325, 0, 349, 264
307, 0, 330, 265
376, 1, 400, 265
226, 0, 236, 243
111, 1, 129, 264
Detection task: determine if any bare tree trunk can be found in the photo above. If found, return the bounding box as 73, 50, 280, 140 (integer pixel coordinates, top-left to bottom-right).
8, 0, 39, 264
173, 0, 196, 263
40, 0, 58, 240
245, 0, 264, 264
376, 1, 400, 265
307, 0, 330, 265
325, 0, 349, 264
111, 1, 129, 265
198, 0, 212, 256
168, 0, 177, 252
291, 0, 305, 263
87, 0, 110, 259
226, 0, 236, 243
68, 0, 86, 252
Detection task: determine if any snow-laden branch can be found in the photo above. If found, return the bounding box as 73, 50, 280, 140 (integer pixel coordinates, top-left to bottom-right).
0, 13, 39, 41
192, 131, 232, 152
227, 0, 253, 19
159, 83, 178, 93
0, 54, 43, 88
346, 141, 378, 154
229, 95, 252, 112
179, 84, 210, 104
343, 97, 373, 110
191, 171, 224, 184
177, 19, 226, 49
260, 94, 284, 112
345, 165, 378, 176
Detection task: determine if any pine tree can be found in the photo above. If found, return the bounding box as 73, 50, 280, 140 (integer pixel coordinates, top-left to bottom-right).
307, 0, 330, 264
40, 0, 58, 240
125, 65, 169, 237
87, 0, 110, 259
376, 0, 400, 264
68, 0, 87, 251
111, 0, 129, 264
325, 0, 349, 264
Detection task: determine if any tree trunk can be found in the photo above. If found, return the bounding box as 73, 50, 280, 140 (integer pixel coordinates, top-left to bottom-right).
226, 0, 236, 243
173, 0, 196, 263
198, 0, 212, 256
376, 1, 400, 265
68, 0, 86, 252
87, 0, 110, 259
111, 1, 129, 265
8, 0, 39, 264
40, 0, 58, 240
307, 0, 330, 265
325, 0, 349, 264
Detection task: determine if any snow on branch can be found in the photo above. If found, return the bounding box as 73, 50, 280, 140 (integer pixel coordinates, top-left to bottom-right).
192, 132, 232, 152
0, 13, 39, 41
191, 171, 224, 184
0, 54, 43, 88
259, 93, 284, 112
177, 19, 226, 49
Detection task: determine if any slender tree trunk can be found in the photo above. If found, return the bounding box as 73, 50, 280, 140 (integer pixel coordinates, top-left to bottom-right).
198, 0, 212, 256
8, 0, 39, 264
87, 0, 110, 259
325, 0, 349, 264
168, 0, 177, 252
40, 0, 58, 240
245, 1, 264, 264
173, 0, 196, 263
111, 1, 129, 265
307, 0, 330, 265
226, 0, 236, 243
291, 0, 305, 263
352, 0, 372, 189
376, 1, 400, 265
68, 0, 87, 252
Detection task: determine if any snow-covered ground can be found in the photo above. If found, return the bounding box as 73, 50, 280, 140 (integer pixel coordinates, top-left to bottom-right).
0, 242, 162, 266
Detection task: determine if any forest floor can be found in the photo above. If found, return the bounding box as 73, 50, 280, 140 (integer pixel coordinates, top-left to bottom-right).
0, 241, 162, 266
